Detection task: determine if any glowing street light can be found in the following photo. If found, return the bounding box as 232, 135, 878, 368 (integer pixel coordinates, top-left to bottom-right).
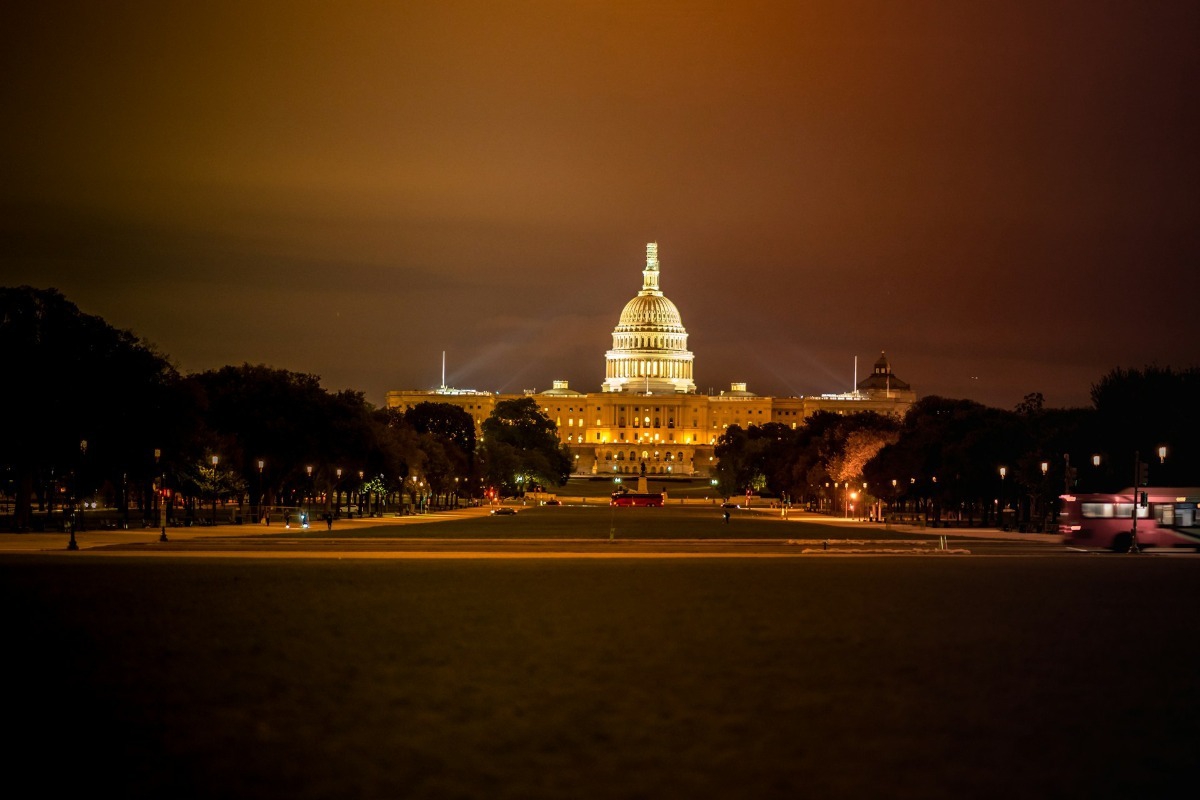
210, 455, 219, 526
1158, 445, 1168, 463
335, 468, 342, 516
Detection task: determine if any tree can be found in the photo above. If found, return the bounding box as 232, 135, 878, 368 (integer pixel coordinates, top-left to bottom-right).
480, 398, 570, 495
404, 402, 477, 501
0, 287, 180, 530
403, 402, 476, 462
1091, 365, 1200, 488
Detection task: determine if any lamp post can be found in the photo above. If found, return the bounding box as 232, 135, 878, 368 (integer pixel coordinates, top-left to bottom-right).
335, 468, 342, 517
358, 470, 364, 517
68, 439, 87, 550
257, 459, 265, 523
1130, 451, 1145, 554
305, 465, 313, 526
156, 448, 168, 542
211, 455, 219, 526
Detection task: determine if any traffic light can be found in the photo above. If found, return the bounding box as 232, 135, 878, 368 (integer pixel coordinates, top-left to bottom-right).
1136, 461, 1149, 486
1139, 491, 1148, 508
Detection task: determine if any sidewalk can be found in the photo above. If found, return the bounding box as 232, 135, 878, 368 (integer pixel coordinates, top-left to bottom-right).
0, 508, 488, 553
772, 510, 1063, 543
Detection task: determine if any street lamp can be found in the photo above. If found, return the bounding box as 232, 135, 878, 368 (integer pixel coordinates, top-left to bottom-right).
1092, 454, 1101, 467
1158, 445, 1168, 464
211, 455, 219, 526
68, 439, 87, 550
156, 448, 167, 542
306, 464, 313, 514
257, 459, 265, 523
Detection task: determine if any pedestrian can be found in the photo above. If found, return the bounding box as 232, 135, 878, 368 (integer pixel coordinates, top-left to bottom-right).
325, 511, 333, 530
723, 509, 730, 524
284, 512, 291, 529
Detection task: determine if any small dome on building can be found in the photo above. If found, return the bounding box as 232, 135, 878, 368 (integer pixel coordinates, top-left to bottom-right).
540, 380, 585, 397
721, 382, 757, 397
857, 351, 911, 393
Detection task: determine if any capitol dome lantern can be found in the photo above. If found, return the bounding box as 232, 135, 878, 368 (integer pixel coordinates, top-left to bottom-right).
601, 243, 696, 394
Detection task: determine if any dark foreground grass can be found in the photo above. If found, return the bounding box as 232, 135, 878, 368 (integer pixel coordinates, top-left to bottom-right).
4, 556, 1198, 799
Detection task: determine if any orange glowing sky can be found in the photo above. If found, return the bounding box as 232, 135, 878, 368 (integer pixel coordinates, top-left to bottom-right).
3, 1, 1197, 408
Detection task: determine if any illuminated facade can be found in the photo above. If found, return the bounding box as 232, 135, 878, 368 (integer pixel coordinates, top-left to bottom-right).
386, 243, 916, 477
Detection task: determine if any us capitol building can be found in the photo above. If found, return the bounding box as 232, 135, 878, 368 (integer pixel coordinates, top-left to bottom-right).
387, 243, 915, 478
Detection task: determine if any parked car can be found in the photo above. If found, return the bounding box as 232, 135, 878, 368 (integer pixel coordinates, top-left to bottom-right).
490, 507, 517, 516
543, 499, 561, 506
721, 502, 740, 509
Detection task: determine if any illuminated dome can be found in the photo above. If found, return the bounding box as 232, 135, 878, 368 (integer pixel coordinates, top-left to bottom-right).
602, 243, 696, 394
617, 294, 684, 330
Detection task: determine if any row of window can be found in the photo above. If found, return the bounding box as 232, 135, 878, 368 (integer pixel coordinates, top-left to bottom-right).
603, 451, 688, 462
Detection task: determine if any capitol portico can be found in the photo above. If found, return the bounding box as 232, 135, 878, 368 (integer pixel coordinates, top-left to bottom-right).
386, 243, 915, 477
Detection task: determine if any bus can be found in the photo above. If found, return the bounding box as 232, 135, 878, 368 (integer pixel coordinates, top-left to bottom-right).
611, 491, 665, 508
1059, 487, 1200, 552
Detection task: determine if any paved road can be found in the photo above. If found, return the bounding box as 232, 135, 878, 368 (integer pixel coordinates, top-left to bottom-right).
0, 504, 1075, 557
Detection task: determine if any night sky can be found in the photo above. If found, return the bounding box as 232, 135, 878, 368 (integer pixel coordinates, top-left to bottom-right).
3, 1, 1197, 410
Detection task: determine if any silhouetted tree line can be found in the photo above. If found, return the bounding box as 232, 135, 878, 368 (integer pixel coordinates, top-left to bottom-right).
0, 287, 569, 531
717, 376, 1198, 530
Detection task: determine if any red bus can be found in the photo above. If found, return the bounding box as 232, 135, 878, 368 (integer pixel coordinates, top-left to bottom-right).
611, 491, 664, 508
1059, 487, 1200, 552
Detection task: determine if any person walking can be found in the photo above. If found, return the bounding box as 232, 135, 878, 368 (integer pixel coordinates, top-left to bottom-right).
325, 511, 333, 531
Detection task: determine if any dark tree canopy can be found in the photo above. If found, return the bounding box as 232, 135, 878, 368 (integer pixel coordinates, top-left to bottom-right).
481, 397, 571, 494
1090, 365, 1200, 488
403, 402, 476, 462
0, 286, 179, 529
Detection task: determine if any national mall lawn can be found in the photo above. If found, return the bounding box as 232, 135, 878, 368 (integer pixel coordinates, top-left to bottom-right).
3, 502, 1197, 800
